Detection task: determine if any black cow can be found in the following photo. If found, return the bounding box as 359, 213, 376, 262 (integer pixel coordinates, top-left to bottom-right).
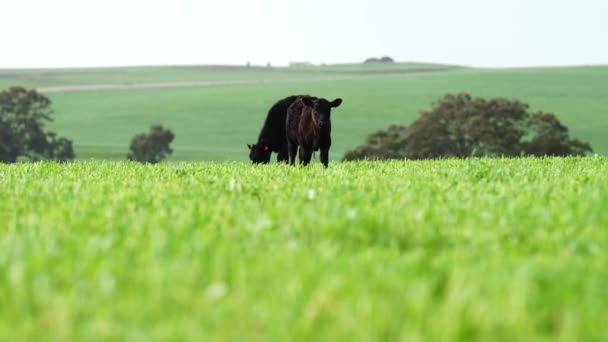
248, 95, 316, 163
286, 96, 342, 167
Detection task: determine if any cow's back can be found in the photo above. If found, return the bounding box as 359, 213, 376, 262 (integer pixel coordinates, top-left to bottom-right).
257, 95, 298, 149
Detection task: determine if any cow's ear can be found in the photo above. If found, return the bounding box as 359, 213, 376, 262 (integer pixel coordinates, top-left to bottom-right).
247, 144, 253, 150
302, 97, 315, 107
330, 98, 343, 108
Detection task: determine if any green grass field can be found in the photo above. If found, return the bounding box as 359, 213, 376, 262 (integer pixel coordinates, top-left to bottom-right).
2, 64, 607, 339
1, 64, 606, 161
1, 158, 607, 340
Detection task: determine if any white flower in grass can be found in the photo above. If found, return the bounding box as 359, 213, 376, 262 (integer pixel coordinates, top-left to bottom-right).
206, 282, 228, 301
99, 272, 115, 295
287, 239, 299, 250
228, 178, 236, 191
251, 215, 272, 233
346, 208, 357, 220
307, 189, 316, 200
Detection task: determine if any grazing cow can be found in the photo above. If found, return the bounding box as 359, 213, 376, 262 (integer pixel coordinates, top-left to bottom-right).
286, 96, 342, 167
248, 95, 317, 163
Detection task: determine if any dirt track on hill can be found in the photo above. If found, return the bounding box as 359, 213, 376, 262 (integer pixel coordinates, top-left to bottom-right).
36, 76, 369, 94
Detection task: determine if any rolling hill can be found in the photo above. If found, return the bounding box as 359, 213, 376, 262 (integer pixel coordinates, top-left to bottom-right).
1, 63, 606, 160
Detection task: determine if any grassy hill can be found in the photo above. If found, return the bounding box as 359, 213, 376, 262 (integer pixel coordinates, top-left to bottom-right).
1, 63, 606, 161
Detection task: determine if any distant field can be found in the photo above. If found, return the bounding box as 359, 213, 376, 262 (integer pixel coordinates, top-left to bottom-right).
1, 158, 607, 340
0, 63, 457, 89
0, 64, 606, 160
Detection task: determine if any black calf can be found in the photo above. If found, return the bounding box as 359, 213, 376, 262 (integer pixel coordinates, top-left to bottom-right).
286, 96, 342, 167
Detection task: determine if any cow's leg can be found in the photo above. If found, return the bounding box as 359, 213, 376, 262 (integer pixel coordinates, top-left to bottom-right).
277, 145, 289, 163
287, 141, 298, 165
320, 147, 330, 168
299, 146, 313, 166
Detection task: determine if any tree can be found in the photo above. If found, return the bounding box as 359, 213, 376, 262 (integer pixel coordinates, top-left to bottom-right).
343, 93, 592, 160
364, 56, 394, 64
405, 93, 529, 159
0, 86, 75, 163
379, 56, 394, 63
127, 125, 175, 163
343, 125, 408, 161
522, 112, 592, 156
45, 132, 75, 162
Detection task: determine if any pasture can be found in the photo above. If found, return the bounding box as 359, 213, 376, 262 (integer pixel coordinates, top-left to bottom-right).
2, 64, 608, 340
1, 158, 607, 340
1, 64, 607, 161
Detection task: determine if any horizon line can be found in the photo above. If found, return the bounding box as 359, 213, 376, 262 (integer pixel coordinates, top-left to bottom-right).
1, 61, 608, 71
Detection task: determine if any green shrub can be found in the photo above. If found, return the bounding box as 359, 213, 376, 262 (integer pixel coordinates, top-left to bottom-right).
344, 93, 592, 160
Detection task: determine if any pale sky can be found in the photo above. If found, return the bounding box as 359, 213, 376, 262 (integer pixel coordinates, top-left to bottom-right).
1, 0, 607, 68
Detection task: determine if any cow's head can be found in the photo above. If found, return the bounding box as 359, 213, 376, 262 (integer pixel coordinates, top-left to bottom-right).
248, 141, 272, 163
302, 97, 342, 127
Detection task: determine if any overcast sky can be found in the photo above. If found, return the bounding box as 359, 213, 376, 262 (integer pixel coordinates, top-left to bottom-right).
1, 0, 607, 68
